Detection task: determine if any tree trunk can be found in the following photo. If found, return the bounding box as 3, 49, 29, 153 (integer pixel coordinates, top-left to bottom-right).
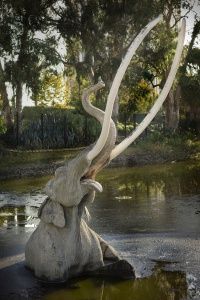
0, 82, 13, 130
0, 64, 13, 130
14, 15, 29, 134
15, 81, 23, 134
164, 85, 181, 132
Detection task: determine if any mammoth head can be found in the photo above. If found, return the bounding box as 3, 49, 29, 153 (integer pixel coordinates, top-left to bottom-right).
45, 16, 186, 208
44, 147, 103, 207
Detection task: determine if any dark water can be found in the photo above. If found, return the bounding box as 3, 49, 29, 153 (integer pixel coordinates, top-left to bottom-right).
44, 269, 187, 300
91, 163, 200, 234
0, 161, 200, 299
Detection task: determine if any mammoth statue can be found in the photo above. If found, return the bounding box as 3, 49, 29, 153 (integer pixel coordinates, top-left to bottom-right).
25, 16, 186, 282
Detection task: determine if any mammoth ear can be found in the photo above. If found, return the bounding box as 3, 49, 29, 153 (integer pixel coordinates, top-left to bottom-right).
38, 198, 65, 228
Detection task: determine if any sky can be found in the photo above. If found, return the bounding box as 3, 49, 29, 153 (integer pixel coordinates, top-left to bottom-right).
184, 0, 200, 45
22, 1, 200, 107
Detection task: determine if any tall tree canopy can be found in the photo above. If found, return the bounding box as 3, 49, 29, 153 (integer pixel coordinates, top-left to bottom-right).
0, 0, 60, 130
0, 0, 199, 136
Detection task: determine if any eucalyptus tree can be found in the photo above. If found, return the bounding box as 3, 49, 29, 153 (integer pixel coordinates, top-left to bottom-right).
32, 70, 71, 107
180, 19, 200, 129
0, 0, 60, 132
56, 0, 162, 123
134, 0, 199, 131
55, 0, 194, 128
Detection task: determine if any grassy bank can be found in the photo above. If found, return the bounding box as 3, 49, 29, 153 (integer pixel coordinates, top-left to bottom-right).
120, 133, 200, 166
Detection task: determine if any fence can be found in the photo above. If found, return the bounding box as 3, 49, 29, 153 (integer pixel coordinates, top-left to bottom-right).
14, 107, 165, 149
15, 108, 101, 149
119, 112, 165, 138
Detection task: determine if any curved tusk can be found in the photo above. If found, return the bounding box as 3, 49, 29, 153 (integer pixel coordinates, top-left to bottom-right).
82, 79, 117, 177
110, 18, 186, 161
87, 15, 163, 161
82, 80, 105, 124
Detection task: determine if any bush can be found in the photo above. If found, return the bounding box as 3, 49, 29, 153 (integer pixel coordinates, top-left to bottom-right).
20, 107, 101, 149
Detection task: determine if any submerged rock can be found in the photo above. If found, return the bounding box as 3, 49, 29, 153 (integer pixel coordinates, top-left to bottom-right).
90, 259, 135, 279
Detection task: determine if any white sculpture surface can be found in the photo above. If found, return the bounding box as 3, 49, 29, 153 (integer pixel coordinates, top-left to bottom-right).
25, 16, 186, 282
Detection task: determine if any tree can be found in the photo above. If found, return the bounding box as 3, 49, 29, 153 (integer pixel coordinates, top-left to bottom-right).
133, 0, 199, 132
32, 71, 71, 107
139, 21, 180, 130
0, 0, 60, 132
56, 0, 195, 129
119, 62, 156, 118
57, 0, 163, 123
0, 64, 12, 130
180, 45, 200, 130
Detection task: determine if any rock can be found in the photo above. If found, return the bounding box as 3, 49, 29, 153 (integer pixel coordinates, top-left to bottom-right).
90, 259, 135, 280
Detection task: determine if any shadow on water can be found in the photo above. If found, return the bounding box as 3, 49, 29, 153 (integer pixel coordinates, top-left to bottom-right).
0, 161, 199, 299
43, 268, 187, 300
0, 261, 187, 300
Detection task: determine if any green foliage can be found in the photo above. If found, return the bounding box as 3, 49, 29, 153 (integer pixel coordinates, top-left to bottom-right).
181, 47, 200, 106
139, 22, 176, 75
58, 0, 165, 107
33, 71, 71, 107
21, 107, 101, 149
181, 75, 200, 105
119, 77, 156, 118
0, 0, 198, 138
0, 0, 60, 115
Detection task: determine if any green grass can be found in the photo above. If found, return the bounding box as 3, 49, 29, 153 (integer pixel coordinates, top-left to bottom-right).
122, 133, 200, 164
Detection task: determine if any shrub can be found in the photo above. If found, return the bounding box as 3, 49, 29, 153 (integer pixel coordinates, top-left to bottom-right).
20, 107, 101, 149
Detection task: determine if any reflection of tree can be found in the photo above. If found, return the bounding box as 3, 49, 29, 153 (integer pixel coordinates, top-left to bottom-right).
0, 206, 26, 228
44, 269, 187, 300
102, 270, 187, 300
92, 162, 200, 233
98, 162, 200, 200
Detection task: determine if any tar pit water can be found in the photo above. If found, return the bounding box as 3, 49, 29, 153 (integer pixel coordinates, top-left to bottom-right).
0, 161, 200, 299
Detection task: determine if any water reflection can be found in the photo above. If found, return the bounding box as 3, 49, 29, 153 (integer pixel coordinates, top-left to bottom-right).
44, 268, 187, 300
90, 162, 200, 234
0, 162, 200, 234
0, 206, 38, 229
0, 161, 199, 299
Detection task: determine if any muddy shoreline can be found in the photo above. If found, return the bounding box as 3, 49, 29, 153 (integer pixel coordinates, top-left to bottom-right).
0, 150, 194, 180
